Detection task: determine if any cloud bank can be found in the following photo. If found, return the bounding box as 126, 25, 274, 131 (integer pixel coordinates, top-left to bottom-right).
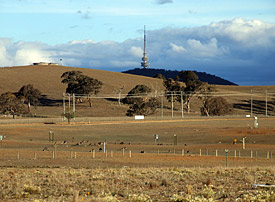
1, 18, 274, 85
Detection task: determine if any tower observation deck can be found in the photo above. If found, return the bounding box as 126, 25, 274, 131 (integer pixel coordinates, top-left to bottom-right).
141, 25, 149, 68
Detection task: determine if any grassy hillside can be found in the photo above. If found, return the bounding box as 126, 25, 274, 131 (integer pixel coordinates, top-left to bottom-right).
0, 65, 274, 118
0, 65, 164, 117
0, 65, 163, 99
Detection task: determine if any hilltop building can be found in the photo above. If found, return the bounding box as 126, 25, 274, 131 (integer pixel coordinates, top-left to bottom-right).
33, 62, 59, 66
141, 26, 149, 69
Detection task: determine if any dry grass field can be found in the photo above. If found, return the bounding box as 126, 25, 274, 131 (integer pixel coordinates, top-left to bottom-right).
1, 166, 275, 201
0, 65, 275, 201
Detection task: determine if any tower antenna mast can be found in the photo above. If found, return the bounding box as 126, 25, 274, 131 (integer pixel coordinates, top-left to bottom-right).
141, 25, 149, 68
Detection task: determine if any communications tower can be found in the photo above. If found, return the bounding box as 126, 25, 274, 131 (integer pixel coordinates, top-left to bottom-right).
141, 25, 149, 68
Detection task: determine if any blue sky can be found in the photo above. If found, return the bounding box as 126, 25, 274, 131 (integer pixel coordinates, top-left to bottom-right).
0, 0, 275, 85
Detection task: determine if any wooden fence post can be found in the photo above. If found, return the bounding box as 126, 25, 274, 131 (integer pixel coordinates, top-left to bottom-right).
251, 150, 253, 158
234, 150, 237, 158
182, 149, 184, 156
129, 150, 132, 158
215, 150, 218, 157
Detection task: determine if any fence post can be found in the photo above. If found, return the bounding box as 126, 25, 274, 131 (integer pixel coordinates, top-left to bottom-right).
54, 143, 57, 159
251, 150, 253, 158
17, 151, 20, 160
158, 150, 160, 155
75, 152, 77, 159
182, 149, 184, 156
93, 150, 95, 159
34, 151, 37, 160
243, 137, 246, 150
215, 150, 218, 157
105, 150, 108, 158
129, 150, 132, 158
267, 152, 270, 159
70, 150, 73, 159
255, 151, 258, 158
225, 149, 229, 168
234, 150, 237, 158
122, 148, 125, 157
238, 150, 241, 157
173, 134, 177, 146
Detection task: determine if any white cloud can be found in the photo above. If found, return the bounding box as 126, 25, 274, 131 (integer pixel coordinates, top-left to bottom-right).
129, 46, 143, 57
186, 38, 223, 57
209, 18, 275, 47
0, 18, 274, 85
170, 43, 186, 53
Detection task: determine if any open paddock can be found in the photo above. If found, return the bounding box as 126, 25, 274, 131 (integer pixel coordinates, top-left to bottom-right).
1, 117, 275, 201
0, 116, 275, 168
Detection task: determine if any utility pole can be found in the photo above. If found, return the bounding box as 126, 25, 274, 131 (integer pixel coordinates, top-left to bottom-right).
181, 91, 184, 118
62, 93, 65, 121
68, 93, 71, 110
73, 93, 75, 120
250, 90, 253, 117
161, 94, 164, 118
171, 92, 174, 118
265, 90, 268, 117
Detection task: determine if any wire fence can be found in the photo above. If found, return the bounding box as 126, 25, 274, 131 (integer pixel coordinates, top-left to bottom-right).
62, 90, 275, 119
1, 148, 274, 162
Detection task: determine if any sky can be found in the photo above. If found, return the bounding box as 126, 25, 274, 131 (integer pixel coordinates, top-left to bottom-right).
0, 0, 275, 85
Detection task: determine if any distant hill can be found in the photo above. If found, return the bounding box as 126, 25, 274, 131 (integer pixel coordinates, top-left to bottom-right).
123, 68, 238, 86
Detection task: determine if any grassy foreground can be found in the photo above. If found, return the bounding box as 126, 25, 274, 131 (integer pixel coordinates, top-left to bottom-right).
1, 166, 275, 202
